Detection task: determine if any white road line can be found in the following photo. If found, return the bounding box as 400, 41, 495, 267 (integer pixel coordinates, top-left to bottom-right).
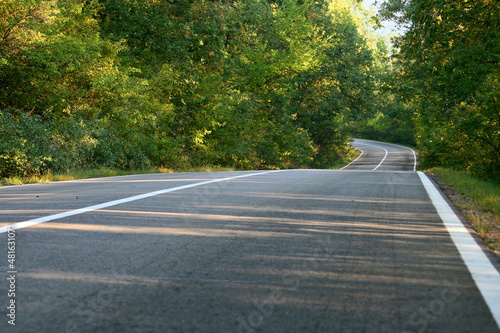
353, 142, 388, 170
0, 170, 283, 234
364, 140, 417, 171
411, 149, 417, 171
340, 148, 364, 170
418, 171, 500, 329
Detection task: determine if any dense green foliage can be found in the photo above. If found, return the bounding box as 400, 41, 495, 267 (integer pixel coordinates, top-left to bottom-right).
2, 0, 497, 180
379, 0, 499, 180
1, 0, 388, 177
345, 51, 417, 148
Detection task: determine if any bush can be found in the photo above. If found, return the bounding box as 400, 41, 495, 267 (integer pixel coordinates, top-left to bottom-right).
0, 109, 83, 177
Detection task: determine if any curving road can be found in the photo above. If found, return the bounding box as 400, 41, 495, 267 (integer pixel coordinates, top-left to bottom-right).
346, 139, 417, 172
0, 139, 499, 332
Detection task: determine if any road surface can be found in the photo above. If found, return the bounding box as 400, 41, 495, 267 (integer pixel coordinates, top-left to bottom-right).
1, 139, 499, 332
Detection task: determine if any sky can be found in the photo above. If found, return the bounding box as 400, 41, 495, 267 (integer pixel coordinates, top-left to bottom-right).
362, 0, 406, 38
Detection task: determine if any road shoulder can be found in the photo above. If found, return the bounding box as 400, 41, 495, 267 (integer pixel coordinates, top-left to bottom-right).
418, 171, 500, 329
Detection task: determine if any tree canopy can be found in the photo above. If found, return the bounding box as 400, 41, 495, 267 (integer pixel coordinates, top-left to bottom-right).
3, 0, 495, 181
1, 0, 387, 177
379, 0, 499, 180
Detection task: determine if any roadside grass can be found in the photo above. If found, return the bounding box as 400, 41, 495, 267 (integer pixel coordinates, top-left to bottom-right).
1, 166, 235, 186
429, 167, 500, 254
329, 146, 362, 169
431, 168, 500, 214
1, 147, 363, 187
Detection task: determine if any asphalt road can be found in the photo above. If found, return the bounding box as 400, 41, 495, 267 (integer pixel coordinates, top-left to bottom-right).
1, 139, 499, 332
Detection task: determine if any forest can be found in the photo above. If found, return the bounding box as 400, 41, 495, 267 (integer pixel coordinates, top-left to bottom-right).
0, 0, 498, 181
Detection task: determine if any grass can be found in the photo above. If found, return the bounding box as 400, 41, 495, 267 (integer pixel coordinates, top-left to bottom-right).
1, 165, 235, 186
430, 168, 500, 214
1, 147, 363, 186
429, 167, 500, 254
329, 146, 362, 169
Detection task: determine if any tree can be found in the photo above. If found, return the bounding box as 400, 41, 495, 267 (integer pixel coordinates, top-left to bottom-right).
380, 0, 499, 179
1, 0, 391, 176
293, 0, 381, 166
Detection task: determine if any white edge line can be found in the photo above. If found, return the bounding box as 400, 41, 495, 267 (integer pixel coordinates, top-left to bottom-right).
355, 139, 417, 171
0, 172, 160, 190
413, 151, 417, 171
354, 142, 388, 170
0, 170, 243, 190
410, 148, 417, 171
383, 142, 417, 172
418, 171, 500, 329
0, 170, 283, 234
340, 148, 364, 170
371, 140, 417, 171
